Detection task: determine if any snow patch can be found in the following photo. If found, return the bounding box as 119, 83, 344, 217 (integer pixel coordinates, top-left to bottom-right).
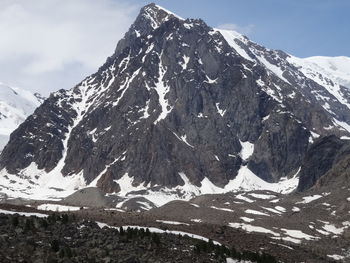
0, 208, 47, 218
156, 220, 190, 226
296, 195, 323, 204
239, 140, 254, 160
37, 204, 82, 212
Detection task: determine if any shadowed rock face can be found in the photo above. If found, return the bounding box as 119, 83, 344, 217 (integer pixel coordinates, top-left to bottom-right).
297, 135, 350, 192
0, 4, 350, 194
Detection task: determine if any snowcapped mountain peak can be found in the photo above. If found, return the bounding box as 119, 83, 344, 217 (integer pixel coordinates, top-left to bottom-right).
1, 4, 350, 207
0, 83, 43, 150
301, 56, 350, 89
136, 3, 183, 31
153, 4, 184, 20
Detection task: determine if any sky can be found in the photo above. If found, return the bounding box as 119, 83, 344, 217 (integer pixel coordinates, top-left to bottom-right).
0, 0, 349, 96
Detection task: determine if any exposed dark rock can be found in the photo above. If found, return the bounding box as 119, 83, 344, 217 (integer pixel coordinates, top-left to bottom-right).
297, 135, 349, 191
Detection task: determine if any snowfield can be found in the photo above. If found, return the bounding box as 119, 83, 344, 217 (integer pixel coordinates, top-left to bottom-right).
0, 83, 42, 150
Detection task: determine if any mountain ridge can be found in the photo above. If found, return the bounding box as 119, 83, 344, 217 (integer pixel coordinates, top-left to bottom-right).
0, 3, 349, 205
0, 82, 43, 151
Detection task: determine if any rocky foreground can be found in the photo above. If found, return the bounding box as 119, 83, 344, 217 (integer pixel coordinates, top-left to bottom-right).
0, 210, 278, 263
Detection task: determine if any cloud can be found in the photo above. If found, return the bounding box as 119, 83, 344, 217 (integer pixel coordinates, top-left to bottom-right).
216, 23, 255, 36
0, 0, 139, 95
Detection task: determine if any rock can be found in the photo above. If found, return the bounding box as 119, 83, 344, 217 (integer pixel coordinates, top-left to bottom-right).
297, 135, 350, 191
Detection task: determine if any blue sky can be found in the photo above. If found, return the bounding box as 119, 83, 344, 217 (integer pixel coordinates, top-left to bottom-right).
0, 0, 348, 95
132, 0, 350, 58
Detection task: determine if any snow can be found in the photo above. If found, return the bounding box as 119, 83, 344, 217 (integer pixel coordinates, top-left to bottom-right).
245, 209, 269, 216
0, 83, 42, 150
239, 140, 254, 160
136, 201, 153, 210
226, 259, 253, 263
139, 99, 150, 119
322, 223, 348, 235
100, 224, 222, 245
287, 55, 350, 113
281, 228, 318, 241
302, 56, 350, 89
0, 160, 298, 207
235, 194, 254, 203
156, 220, 190, 226
240, 217, 254, 223
210, 206, 234, 212
104, 208, 125, 212
154, 53, 173, 124
292, 206, 301, 212
37, 204, 81, 212
262, 207, 282, 215
255, 54, 290, 84
271, 236, 301, 244
274, 206, 286, 212
205, 75, 217, 84
215, 29, 253, 62
229, 222, 279, 236
0, 208, 48, 218
327, 254, 345, 261
333, 118, 350, 133
114, 173, 147, 196
89, 154, 124, 187
142, 5, 184, 30
113, 68, 141, 107
191, 219, 202, 223
215, 103, 226, 116
154, 5, 184, 21
180, 55, 190, 70
172, 132, 194, 148
262, 114, 270, 122
103, 165, 298, 209
296, 195, 323, 204
0, 162, 86, 200
0, 75, 123, 200
249, 193, 275, 200
224, 165, 299, 194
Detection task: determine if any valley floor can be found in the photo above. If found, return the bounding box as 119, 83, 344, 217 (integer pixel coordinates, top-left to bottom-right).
0, 200, 346, 263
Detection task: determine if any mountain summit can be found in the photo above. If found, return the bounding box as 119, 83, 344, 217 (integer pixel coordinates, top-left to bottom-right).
0, 83, 43, 151
0, 4, 350, 204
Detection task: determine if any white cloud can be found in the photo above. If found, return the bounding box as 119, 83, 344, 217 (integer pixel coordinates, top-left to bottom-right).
0, 0, 139, 95
217, 23, 255, 35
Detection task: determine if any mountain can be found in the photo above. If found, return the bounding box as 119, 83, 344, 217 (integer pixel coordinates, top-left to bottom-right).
0, 4, 350, 204
291, 56, 350, 89
0, 83, 43, 151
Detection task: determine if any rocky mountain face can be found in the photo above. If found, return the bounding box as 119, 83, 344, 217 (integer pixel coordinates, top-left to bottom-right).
0, 4, 350, 201
297, 135, 350, 191
0, 83, 43, 151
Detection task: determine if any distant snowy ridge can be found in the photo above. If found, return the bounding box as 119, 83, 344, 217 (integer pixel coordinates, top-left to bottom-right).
215, 28, 350, 133
300, 56, 350, 89
0, 83, 43, 150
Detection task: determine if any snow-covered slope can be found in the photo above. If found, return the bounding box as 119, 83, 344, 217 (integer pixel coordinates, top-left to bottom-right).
0, 83, 42, 150
288, 56, 350, 101
299, 56, 350, 89
214, 29, 350, 134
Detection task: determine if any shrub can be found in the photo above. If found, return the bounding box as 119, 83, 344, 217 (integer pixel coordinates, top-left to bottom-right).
50, 239, 60, 252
